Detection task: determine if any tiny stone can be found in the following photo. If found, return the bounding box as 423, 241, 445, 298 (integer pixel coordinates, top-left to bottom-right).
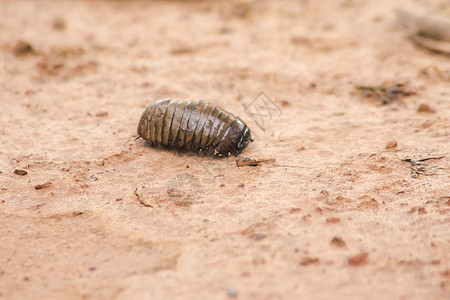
348, 252, 368, 266
299, 256, 319, 265
13, 40, 34, 56
417, 104, 436, 113
330, 236, 346, 247
385, 140, 397, 149
326, 217, 340, 223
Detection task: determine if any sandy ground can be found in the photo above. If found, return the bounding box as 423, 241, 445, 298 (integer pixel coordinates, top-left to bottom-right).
1, 0, 449, 299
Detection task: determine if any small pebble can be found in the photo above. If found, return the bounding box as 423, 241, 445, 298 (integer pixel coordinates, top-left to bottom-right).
326, 217, 340, 223
348, 252, 368, 266
385, 140, 397, 149
417, 104, 436, 113
13, 40, 34, 56
330, 236, 346, 247
299, 256, 319, 265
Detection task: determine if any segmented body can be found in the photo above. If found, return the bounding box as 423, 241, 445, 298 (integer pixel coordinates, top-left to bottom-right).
137, 99, 251, 157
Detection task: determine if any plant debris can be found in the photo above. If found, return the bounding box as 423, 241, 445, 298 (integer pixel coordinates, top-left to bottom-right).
403, 156, 445, 178
396, 9, 450, 42
396, 9, 450, 56
411, 35, 450, 57
34, 182, 52, 190
134, 188, 153, 207
236, 156, 259, 167
14, 169, 28, 176
355, 83, 416, 105
235, 156, 276, 167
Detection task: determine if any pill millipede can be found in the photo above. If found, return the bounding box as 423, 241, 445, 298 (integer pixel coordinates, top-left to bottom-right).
137, 99, 252, 157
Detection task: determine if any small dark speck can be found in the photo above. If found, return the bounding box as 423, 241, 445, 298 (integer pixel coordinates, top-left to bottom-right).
89, 267, 97, 271
238, 183, 244, 188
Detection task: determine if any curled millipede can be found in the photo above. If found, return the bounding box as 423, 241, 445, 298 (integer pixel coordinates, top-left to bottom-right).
137, 99, 252, 157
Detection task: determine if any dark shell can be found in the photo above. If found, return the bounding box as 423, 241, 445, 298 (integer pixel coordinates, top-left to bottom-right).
137, 99, 251, 157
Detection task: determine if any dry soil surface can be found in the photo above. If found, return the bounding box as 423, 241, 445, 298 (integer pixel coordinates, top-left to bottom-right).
1, 0, 449, 299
